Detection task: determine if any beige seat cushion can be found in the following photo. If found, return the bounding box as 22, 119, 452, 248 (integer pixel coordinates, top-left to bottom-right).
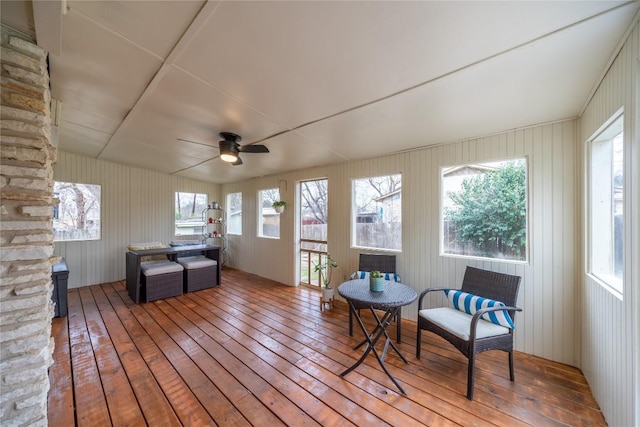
140, 260, 184, 276
128, 242, 168, 262
418, 307, 510, 341
177, 256, 217, 269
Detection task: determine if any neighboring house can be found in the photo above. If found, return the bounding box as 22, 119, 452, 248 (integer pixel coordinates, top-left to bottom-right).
374, 189, 402, 224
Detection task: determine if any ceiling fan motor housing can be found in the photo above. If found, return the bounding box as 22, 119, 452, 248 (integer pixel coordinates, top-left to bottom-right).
220, 132, 242, 143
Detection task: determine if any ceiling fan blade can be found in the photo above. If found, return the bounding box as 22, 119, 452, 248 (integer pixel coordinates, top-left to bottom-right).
238, 144, 269, 153
231, 156, 243, 166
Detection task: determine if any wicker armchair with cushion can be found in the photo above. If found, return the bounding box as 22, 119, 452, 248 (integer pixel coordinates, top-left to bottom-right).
416, 266, 522, 400
348, 253, 403, 342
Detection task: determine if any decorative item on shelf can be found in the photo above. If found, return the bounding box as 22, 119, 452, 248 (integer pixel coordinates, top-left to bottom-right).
313, 253, 338, 311
210, 201, 220, 209
370, 270, 385, 292
272, 200, 286, 213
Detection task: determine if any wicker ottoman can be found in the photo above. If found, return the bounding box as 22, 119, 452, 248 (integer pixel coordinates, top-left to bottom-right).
178, 256, 218, 293
140, 261, 184, 302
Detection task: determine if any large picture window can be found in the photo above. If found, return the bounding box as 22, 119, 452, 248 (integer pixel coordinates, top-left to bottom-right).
175, 192, 208, 236
441, 158, 528, 262
258, 188, 280, 238
226, 192, 242, 235
588, 112, 623, 295
352, 174, 402, 251
53, 182, 101, 241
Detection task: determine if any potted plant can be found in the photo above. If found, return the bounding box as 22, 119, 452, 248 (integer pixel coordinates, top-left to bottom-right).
370, 270, 385, 292
272, 200, 286, 213
313, 253, 338, 310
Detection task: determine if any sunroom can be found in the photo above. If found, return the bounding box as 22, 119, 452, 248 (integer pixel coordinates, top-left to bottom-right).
0, 1, 638, 426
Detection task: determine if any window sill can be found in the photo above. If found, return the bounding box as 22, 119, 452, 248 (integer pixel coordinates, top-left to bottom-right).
440, 252, 529, 265
352, 245, 401, 253
258, 235, 280, 240
587, 273, 623, 301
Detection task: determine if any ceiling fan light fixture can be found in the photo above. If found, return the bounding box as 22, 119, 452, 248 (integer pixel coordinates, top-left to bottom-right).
219, 140, 238, 162
220, 151, 238, 162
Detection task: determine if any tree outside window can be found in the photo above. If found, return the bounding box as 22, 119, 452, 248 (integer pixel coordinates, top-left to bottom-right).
53, 182, 101, 241
352, 174, 402, 251
442, 159, 528, 261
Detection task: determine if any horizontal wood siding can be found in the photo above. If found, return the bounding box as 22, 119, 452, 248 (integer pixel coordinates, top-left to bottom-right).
53, 152, 220, 288
578, 19, 639, 427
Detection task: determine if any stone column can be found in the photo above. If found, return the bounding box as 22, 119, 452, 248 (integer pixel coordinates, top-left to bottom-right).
1, 24, 56, 426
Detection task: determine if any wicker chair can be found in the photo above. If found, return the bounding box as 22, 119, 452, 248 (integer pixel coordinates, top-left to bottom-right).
349, 253, 403, 342
416, 266, 522, 400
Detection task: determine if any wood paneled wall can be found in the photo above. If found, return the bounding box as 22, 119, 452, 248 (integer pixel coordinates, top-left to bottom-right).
578, 20, 639, 427
223, 119, 579, 367
53, 152, 220, 288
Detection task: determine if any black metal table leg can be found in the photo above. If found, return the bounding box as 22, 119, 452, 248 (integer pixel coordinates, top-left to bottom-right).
340, 303, 408, 394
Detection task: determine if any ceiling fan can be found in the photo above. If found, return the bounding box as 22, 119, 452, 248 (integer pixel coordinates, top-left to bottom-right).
218, 132, 269, 166
178, 132, 269, 166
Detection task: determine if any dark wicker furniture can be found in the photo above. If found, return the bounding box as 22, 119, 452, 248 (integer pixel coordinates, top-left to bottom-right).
51, 258, 69, 317
339, 279, 417, 394
126, 245, 221, 303
140, 267, 184, 302
349, 253, 403, 342
178, 256, 219, 293
416, 266, 522, 400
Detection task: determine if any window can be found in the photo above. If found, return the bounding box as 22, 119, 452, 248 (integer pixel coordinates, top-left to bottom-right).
352, 174, 401, 251
175, 192, 208, 236
258, 188, 280, 238
227, 192, 242, 235
441, 158, 528, 262
53, 181, 101, 241
588, 113, 623, 295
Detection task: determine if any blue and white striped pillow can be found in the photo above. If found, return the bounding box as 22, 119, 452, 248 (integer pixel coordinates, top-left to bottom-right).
355, 271, 400, 282
444, 290, 515, 329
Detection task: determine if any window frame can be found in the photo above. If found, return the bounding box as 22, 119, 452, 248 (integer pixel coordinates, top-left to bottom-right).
350, 173, 402, 252
439, 157, 529, 264
174, 191, 208, 237
258, 188, 280, 239
53, 181, 102, 242
586, 109, 624, 298
226, 192, 242, 236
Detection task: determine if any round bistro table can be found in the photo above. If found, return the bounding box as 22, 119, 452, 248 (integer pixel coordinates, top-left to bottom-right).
338, 279, 417, 395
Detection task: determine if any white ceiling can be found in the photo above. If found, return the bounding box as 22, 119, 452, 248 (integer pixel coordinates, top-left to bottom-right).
2, 1, 638, 183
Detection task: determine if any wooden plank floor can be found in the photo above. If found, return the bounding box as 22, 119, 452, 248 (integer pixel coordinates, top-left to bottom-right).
48, 268, 606, 426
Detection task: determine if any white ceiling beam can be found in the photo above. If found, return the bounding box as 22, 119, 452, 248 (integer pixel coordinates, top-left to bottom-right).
33, 0, 64, 55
